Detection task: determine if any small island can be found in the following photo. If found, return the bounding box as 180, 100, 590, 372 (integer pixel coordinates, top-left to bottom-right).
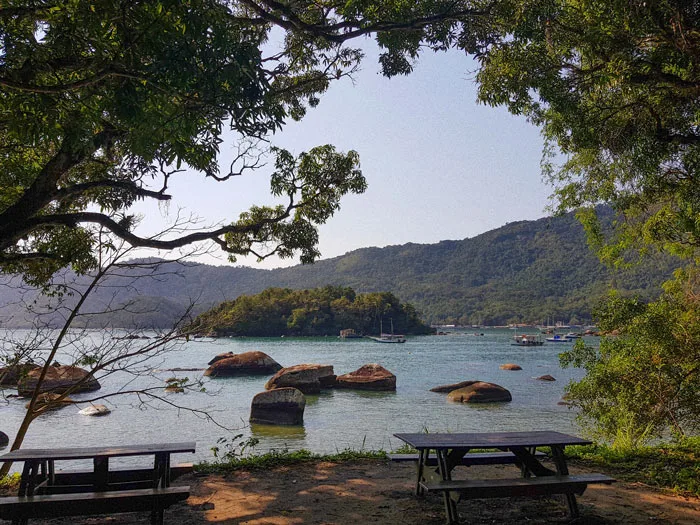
186, 286, 434, 337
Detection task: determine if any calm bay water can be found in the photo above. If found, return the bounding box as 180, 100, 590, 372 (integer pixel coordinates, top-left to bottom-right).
1, 328, 588, 464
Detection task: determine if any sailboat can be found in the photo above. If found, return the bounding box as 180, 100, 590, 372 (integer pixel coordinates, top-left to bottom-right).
368, 318, 406, 343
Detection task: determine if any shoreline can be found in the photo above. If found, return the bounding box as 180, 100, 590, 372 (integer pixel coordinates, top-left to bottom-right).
4, 457, 699, 524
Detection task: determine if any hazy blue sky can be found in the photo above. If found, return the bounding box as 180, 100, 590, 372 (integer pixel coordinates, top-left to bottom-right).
134, 43, 551, 269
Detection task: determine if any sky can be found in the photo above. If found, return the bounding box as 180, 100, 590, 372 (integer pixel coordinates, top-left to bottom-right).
133, 42, 552, 269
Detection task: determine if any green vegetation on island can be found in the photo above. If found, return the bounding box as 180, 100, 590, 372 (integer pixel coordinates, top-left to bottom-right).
187, 286, 433, 337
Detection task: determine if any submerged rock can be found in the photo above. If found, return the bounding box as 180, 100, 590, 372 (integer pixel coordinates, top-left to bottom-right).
204, 351, 282, 377
26, 392, 74, 411
500, 363, 522, 371
447, 382, 512, 403
336, 364, 396, 391
0, 430, 8, 449
250, 387, 305, 425
430, 381, 478, 393
536, 374, 556, 381
18, 365, 100, 397
78, 404, 111, 416
265, 364, 336, 394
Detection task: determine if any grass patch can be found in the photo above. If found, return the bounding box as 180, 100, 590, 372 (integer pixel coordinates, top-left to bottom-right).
0, 473, 20, 493
196, 448, 387, 474
566, 438, 700, 496
196, 438, 700, 498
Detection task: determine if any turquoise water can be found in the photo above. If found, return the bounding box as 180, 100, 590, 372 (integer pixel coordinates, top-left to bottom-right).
1, 328, 587, 464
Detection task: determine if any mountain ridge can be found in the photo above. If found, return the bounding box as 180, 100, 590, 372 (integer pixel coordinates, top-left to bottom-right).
0, 211, 677, 328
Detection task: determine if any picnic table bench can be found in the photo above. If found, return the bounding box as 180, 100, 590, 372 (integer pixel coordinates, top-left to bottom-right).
394, 431, 614, 525
0, 442, 195, 525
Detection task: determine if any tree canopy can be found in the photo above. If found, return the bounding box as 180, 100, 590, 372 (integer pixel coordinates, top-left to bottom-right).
464, 1, 700, 260
187, 285, 433, 336
0, 0, 485, 285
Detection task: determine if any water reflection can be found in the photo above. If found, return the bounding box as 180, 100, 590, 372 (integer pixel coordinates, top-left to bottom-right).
251, 423, 307, 441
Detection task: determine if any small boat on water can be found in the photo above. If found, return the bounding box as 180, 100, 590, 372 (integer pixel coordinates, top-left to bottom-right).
564, 332, 582, 339
511, 334, 544, 346
546, 334, 572, 343
368, 319, 406, 343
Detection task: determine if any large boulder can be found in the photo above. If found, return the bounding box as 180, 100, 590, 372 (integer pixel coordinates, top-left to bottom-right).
250, 387, 305, 425
0, 363, 41, 387
265, 364, 336, 394
0, 430, 8, 449
207, 352, 235, 366
335, 364, 396, 391
204, 351, 282, 377
447, 382, 512, 403
500, 363, 522, 371
17, 365, 100, 397
430, 381, 478, 393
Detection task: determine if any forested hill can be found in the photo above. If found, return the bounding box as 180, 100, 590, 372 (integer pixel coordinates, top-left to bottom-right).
267, 211, 675, 325
0, 211, 678, 328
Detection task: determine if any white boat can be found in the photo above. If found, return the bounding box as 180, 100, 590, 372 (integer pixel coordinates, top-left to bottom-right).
511, 334, 544, 346
368, 319, 406, 343
545, 334, 571, 342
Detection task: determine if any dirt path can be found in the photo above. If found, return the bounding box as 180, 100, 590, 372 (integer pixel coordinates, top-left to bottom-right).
11, 459, 700, 524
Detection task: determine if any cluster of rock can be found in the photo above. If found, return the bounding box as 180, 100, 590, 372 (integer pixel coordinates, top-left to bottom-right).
254, 362, 396, 425
1, 362, 106, 417
431, 381, 512, 403
428, 364, 559, 404
204, 351, 282, 377
1, 362, 101, 397
499, 363, 557, 382
18, 364, 101, 397
202, 351, 396, 426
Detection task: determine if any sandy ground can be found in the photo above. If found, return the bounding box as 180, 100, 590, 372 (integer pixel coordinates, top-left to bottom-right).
7, 459, 700, 524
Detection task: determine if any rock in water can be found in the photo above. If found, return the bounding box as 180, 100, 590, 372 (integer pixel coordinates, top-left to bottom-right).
78, 404, 111, 416
207, 352, 235, 366
536, 374, 556, 381
500, 363, 522, 370
447, 382, 512, 403
265, 364, 336, 394
250, 388, 305, 425
0, 363, 41, 387
0, 430, 8, 449
430, 381, 478, 393
26, 392, 73, 411
335, 364, 396, 391
204, 351, 282, 377
18, 365, 100, 397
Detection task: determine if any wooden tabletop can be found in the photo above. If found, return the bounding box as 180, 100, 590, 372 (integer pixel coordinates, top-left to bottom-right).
393, 431, 591, 449
0, 442, 196, 462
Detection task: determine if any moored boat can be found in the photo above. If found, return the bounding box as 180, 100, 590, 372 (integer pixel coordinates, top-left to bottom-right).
511, 334, 544, 346
368, 319, 406, 343
545, 334, 571, 342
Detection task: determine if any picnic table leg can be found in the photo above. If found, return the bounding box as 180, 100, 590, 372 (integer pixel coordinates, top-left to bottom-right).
415, 449, 427, 496
435, 449, 459, 525
550, 445, 579, 518
94, 456, 109, 491
153, 452, 171, 488
151, 501, 165, 525
509, 447, 555, 477
150, 452, 170, 524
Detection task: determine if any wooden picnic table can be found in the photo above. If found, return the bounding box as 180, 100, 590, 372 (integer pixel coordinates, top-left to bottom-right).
393, 430, 613, 524
0, 442, 195, 525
